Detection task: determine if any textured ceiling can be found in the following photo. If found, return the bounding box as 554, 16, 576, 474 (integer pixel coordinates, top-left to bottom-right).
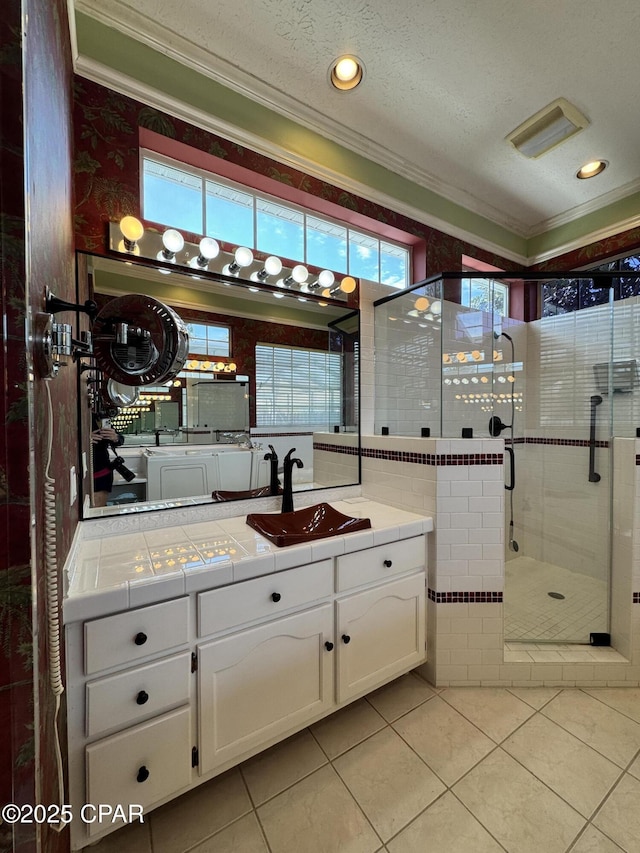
73, 0, 640, 240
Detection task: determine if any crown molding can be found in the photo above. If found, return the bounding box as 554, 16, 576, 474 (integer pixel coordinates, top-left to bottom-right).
529, 178, 640, 236
72, 3, 530, 239
527, 212, 640, 266
75, 55, 531, 267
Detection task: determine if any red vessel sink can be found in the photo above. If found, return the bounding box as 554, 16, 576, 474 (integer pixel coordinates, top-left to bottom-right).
246, 502, 371, 547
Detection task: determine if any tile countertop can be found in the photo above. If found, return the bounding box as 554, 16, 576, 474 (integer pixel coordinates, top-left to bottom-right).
63, 498, 433, 624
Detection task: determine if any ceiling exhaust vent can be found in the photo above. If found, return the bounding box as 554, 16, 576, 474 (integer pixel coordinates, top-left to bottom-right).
506, 98, 589, 158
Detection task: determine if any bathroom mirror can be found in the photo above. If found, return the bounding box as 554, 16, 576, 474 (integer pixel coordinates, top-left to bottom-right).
78, 252, 360, 517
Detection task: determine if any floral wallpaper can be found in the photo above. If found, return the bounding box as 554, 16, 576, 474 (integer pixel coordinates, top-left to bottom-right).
72, 78, 521, 278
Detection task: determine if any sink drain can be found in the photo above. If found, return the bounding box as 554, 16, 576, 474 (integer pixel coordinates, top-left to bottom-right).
548, 591, 565, 600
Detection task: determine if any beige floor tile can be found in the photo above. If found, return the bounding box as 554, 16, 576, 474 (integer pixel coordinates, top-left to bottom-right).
190, 814, 268, 853
240, 729, 327, 805
569, 825, 625, 852
583, 688, 640, 724
542, 690, 640, 768
386, 791, 504, 853
393, 695, 494, 786
149, 767, 252, 853
593, 774, 640, 851
333, 727, 445, 841
257, 764, 380, 853
366, 672, 436, 722
453, 749, 585, 853
88, 820, 151, 853
310, 698, 386, 759
626, 753, 640, 781
502, 714, 621, 817
440, 687, 535, 742
507, 686, 561, 709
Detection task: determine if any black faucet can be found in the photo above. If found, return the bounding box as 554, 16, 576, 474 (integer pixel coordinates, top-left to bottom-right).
264, 445, 280, 496
281, 448, 303, 513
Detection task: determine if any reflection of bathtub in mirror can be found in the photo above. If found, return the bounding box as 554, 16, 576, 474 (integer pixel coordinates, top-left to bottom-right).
144, 445, 264, 501
110, 443, 313, 504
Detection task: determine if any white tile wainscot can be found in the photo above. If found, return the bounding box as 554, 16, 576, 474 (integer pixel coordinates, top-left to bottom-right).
63, 498, 432, 850
360, 434, 640, 688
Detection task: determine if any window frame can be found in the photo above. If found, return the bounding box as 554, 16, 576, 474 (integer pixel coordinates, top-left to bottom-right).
254, 342, 343, 428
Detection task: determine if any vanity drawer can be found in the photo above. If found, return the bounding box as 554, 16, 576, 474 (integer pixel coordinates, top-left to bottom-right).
84, 598, 189, 675
336, 536, 425, 591
85, 652, 191, 738
86, 706, 192, 836
198, 559, 333, 637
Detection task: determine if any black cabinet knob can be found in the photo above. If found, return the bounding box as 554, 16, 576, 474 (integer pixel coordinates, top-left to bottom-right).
342, 634, 351, 644
136, 765, 150, 783
136, 690, 149, 706
134, 632, 148, 646
324, 641, 334, 651
271, 592, 281, 602
383, 559, 393, 568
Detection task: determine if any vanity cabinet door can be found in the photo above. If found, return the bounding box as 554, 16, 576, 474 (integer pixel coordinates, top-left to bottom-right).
198, 604, 333, 775
336, 573, 426, 704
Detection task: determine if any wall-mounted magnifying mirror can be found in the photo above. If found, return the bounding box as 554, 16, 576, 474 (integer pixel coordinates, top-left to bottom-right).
78, 252, 360, 517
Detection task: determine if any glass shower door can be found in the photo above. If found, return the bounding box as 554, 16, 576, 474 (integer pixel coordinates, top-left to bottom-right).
504, 285, 613, 645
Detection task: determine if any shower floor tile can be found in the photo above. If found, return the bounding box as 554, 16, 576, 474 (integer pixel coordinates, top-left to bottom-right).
504, 556, 608, 644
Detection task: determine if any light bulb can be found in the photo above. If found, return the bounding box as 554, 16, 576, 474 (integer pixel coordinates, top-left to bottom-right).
232, 247, 252, 268
190, 237, 219, 269
291, 264, 308, 283
319, 270, 335, 288
162, 229, 184, 253
264, 255, 282, 276
224, 246, 254, 276
330, 55, 364, 90
430, 300, 442, 315
414, 296, 430, 312
119, 216, 144, 253
321, 288, 332, 298
120, 216, 144, 242
251, 255, 282, 282
335, 57, 358, 82
340, 276, 357, 293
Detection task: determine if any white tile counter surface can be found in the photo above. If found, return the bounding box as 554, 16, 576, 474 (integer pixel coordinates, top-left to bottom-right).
64, 499, 433, 624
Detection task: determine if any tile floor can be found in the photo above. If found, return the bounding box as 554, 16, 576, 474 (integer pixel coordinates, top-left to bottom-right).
91, 674, 640, 853
504, 556, 608, 643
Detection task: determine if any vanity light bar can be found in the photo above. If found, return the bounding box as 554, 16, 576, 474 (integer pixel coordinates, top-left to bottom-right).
109, 221, 349, 305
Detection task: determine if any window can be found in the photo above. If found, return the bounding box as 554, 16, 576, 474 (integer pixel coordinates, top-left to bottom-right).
460, 277, 509, 318
141, 152, 410, 288
541, 255, 640, 316
255, 343, 342, 427
183, 321, 230, 357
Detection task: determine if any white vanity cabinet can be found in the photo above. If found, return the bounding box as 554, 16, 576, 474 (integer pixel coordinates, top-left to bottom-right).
65, 524, 428, 849
65, 598, 194, 846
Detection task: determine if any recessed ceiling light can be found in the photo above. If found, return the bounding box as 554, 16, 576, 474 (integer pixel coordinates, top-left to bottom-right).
329, 55, 364, 91
577, 159, 608, 179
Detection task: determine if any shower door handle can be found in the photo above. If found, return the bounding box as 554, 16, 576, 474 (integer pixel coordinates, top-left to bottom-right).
589, 395, 603, 483
504, 446, 515, 491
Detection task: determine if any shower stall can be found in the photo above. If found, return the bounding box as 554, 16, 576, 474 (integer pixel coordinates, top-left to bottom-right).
374, 270, 640, 647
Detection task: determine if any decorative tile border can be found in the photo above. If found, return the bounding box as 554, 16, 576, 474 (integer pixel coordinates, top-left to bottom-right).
508, 437, 609, 448
360, 448, 502, 466
313, 442, 359, 455
253, 431, 313, 437
428, 589, 503, 603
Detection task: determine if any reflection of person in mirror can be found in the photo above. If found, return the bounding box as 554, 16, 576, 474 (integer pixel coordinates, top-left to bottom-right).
92, 418, 124, 507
